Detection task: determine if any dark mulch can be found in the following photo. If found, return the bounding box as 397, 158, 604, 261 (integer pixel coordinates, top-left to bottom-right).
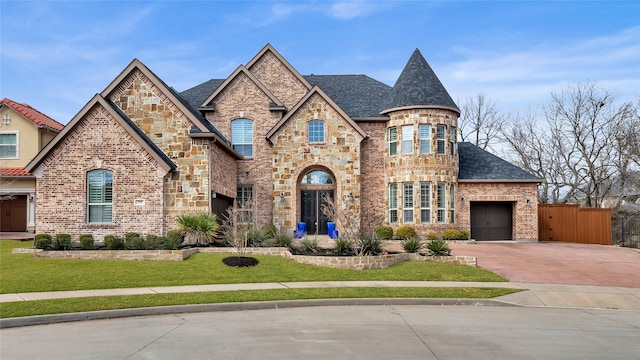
222, 256, 259, 267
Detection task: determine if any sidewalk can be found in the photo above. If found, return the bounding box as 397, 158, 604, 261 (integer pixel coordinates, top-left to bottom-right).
2, 281, 639, 310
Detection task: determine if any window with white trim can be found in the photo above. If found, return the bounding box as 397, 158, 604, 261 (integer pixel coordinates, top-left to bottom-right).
308, 120, 325, 143
403, 182, 414, 223
236, 185, 253, 224
388, 127, 397, 155
231, 119, 253, 157
88, 170, 113, 223
449, 183, 456, 223
436, 125, 446, 154
402, 125, 414, 155
449, 127, 457, 155
389, 183, 398, 223
419, 124, 431, 154
420, 182, 431, 223
0, 132, 18, 159
437, 182, 446, 223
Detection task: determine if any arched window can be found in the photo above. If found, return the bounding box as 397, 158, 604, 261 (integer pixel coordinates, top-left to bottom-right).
308, 120, 325, 143
231, 119, 253, 157
301, 170, 333, 185
87, 170, 113, 223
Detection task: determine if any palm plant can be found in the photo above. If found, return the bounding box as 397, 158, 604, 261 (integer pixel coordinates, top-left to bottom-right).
177, 213, 218, 246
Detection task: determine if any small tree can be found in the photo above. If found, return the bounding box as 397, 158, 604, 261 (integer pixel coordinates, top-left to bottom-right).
221, 199, 253, 258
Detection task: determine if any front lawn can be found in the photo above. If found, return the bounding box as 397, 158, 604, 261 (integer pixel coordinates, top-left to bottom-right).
1, 240, 506, 293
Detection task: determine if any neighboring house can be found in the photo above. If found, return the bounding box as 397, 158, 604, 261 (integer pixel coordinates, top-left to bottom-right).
0, 98, 64, 232
26, 44, 541, 241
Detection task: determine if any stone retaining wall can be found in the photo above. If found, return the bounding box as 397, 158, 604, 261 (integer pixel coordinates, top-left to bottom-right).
13, 247, 476, 268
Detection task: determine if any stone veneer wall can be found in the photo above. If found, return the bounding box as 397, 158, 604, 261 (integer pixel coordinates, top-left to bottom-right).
107, 70, 211, 232
458, 182, 539, 241
385, 108, 460, 234
32, 105, 166, 241
271, 93, 364, 233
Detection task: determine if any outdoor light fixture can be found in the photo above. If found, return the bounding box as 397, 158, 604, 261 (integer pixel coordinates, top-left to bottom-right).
526, 199, 531, 207
3, 114, 10, 125
280, 192, 284, 200
461, 197, 465, 205
348, 192, 354, 201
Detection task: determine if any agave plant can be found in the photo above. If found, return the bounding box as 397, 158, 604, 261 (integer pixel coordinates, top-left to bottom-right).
177, 213, 218, 246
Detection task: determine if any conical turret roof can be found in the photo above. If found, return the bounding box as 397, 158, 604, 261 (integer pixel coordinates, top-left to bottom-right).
381, 49, 459, 114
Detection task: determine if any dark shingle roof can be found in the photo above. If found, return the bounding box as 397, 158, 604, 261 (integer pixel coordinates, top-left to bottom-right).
180, 79, 225, 109
303, 75, 391, 118
458, 142, 540, 181
382, 49, 459, 113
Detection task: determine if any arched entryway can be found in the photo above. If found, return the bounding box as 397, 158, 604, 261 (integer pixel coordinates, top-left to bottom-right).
299, 169, 335, 235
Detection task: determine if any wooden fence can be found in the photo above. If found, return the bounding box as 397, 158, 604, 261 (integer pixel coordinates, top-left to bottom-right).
538, 204, 611, 245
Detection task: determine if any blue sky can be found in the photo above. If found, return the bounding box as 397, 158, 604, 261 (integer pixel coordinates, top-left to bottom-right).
1, 0, 638, 124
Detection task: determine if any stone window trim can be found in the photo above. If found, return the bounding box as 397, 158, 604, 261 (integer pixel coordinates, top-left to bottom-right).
87, 169, 113, 224
307, 119, 325, 144
231, 118, 253, 158
0, 131, 18, 159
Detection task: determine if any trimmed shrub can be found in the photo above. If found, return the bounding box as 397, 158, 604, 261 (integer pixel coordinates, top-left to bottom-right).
426, 231, 438, 240
104, 235, 124, 250
164, 230, 185, 250
426, 239, 451, 256
53, 234, 72, 250
79, 234, 94, 249
333, 237, 353, 254
34, 234, 53, 250
374, 226, 393, 240
443, 229, 469, 240
460, 230, 471, 240
401, 236, 423, 253
396, 226, 416, 240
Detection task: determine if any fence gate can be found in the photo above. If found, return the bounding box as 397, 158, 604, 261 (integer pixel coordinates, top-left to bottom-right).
538, 204, 611, 245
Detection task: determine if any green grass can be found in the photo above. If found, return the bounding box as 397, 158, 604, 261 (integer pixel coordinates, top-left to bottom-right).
0, 287, 519, 318
1, 240, 506, 294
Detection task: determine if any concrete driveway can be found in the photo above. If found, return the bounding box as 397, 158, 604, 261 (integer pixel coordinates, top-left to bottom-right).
451, 242, 640, 288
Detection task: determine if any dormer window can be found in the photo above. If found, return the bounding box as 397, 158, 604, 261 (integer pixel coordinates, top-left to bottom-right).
308, 120, 325, 143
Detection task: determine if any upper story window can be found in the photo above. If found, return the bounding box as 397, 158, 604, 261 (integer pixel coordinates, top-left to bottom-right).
0, 132, 18, 159
88, 170, 113, 223
308, 120, 325, 143
419, 124, 431, 154
436, 125, 446, 154
402, 125, 414, 155
388, 127, 397, 156
231, 119, 253, 157
449, 127, 457, 155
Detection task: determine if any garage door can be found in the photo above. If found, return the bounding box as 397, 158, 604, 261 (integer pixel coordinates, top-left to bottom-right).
470, 202, 513, 241
0, 195, 27, 232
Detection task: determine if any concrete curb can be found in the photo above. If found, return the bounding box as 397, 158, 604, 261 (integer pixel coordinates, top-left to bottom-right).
0, 298, 516, 329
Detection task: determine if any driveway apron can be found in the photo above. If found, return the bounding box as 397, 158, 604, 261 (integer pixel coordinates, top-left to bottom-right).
451, 242, 640, 287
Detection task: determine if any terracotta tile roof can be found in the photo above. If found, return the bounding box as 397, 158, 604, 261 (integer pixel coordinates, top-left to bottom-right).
0, 98, 64, 131
0, 167, 32, 177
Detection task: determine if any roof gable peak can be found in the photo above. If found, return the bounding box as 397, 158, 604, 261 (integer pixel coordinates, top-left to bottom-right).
200, 65, 284, 108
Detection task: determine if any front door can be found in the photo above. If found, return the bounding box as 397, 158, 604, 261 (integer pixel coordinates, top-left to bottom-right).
301, 190, 333, 235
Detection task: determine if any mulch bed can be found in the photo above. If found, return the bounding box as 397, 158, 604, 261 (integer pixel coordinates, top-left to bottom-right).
222, 256, 259, 267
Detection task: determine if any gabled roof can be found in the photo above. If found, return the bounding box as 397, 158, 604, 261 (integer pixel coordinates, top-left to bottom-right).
458, 142, 541, 182
180, 79, 225, 110
266, 86, 367, 143
25, 94, 176, 174
199, 65, 284, 108
0, 98, 64, 132
0, 168, 32, 177
304, 75, 391, 119
381, 49, 459, 115
246, 43, 312, 91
